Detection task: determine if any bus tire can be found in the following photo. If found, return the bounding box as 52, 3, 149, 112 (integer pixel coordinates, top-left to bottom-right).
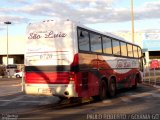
132, 75, 138, 89
108, 78, 116, 98
93, 80, 107, 101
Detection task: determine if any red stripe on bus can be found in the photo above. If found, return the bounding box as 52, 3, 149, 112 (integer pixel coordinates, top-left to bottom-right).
25, 72, 70, 84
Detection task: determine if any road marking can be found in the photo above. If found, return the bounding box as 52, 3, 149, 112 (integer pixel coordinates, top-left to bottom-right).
0, 91, 22, 97
18, 117, 55, 120
0, 95, 25, 106
103, 88, 160, 104
0, 84, 21, 86
0, 87, 159, 107
0, 100, 11, 102
102, 100, 112, 104
0, 96, 58, 106
120, 97, 132, 103
152, 93, 160, 98
11, 84, 21, 86
0, 99, 41, 103
129, 92, 152, 98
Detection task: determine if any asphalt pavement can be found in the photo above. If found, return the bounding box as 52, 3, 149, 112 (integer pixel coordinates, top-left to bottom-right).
0, 78, 160, 120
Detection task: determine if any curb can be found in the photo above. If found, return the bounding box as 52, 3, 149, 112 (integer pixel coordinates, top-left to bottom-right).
0, 91, 24, 97
0, 76, 16, 78
153, 85, 160, 88
142, 82, 160, 89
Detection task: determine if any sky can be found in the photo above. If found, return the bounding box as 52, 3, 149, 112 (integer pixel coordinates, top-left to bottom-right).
0, 0, 160, 37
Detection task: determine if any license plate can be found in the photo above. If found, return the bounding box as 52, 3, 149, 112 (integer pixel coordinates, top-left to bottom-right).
38, 88, 52, 94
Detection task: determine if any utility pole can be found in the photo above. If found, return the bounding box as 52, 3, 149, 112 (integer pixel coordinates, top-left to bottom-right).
4, 21, 11, 65
131, 0, 135, 43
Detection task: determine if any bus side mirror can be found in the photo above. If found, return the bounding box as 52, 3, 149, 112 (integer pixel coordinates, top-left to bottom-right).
143, 56, 146, 65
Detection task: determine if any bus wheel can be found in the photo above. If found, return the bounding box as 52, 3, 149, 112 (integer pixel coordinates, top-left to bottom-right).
132, 75, 138, 89
93, 80, 107, 101
109, 78, 116, 98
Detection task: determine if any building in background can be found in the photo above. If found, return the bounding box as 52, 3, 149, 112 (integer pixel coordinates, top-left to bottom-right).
142, 32, 160, 61
0, 35, 25, 73
114, 30, 160, 65
113, 31, 143, 46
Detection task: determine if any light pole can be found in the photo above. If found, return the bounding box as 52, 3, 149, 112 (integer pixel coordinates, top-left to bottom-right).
4, 21, 11, 65
131, 0, 135, 43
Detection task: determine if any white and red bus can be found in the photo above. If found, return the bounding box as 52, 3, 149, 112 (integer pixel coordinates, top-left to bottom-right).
25, 20, 143, 100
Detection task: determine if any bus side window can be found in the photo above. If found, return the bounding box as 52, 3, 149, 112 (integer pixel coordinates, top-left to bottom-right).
112, 39, 120, 56
90, 32, 102, 53
78, 29, 90, 51
127, 44, 133, 57
120, 42, 127, 56
102, 37, 112, 54
133, 46, 138, 58
138, 47, 142, 58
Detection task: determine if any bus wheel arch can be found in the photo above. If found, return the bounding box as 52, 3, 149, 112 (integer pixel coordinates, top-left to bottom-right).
101, 76, 109, 86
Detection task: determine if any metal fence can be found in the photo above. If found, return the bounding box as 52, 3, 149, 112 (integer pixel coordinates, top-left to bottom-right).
143, 63, 160, 86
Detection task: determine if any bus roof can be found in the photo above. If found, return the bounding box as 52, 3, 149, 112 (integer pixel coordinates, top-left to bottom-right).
75, 21, 139, 46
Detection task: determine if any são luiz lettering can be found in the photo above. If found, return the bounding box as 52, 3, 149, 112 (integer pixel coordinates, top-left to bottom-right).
28, 31, 67, 39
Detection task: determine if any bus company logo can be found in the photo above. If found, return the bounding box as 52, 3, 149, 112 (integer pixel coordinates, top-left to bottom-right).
116, 59, 132, 68
116, 59, 138, 68
28, 31, 67, 39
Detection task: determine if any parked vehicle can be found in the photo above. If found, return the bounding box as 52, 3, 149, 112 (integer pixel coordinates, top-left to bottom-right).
150, 60, 159, 69
6, 64, 18, 76
14, 71, 23, 78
